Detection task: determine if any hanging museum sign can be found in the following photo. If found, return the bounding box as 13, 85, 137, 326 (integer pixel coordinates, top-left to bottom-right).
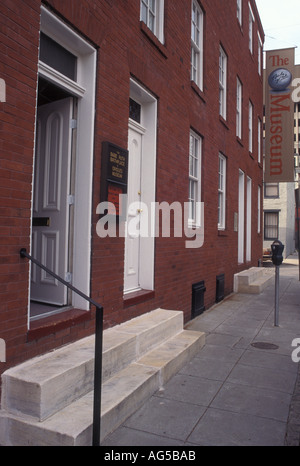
265, 48, 295, 183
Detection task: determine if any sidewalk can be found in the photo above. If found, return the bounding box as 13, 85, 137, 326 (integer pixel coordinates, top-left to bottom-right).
102, 254, 300, 446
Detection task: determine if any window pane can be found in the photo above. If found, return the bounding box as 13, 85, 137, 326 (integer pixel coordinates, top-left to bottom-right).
264, 212, 279, 239
189, 131, 202, 224
141, 2, 147, 23
39, 32, 77, 81
265, 183, 279, 198
129, 98, 141, 123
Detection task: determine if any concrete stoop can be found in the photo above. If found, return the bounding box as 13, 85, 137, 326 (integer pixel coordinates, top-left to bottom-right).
233, 267, 274, 294
0, 308, 205, 446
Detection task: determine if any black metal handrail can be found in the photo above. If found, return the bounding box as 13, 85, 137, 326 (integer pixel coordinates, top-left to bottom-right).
20, 248, 103, 447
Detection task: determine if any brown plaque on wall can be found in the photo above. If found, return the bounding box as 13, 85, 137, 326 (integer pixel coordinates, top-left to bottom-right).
101, 142, 128, 217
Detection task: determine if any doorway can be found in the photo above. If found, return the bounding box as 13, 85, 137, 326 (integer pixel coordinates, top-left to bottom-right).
29, 6, 97, 320
30, 79, 76, 317
124, 123, 145, 293
123, 80, 157, 295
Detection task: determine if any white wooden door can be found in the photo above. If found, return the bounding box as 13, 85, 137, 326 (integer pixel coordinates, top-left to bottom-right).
124, 125, 144, 293
31, 97, 73, 305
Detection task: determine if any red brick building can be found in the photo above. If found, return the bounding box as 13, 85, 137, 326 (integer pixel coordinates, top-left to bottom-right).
0, 0, 264, 379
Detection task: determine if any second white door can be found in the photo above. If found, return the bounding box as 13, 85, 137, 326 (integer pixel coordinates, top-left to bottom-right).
124, 124, 145, 293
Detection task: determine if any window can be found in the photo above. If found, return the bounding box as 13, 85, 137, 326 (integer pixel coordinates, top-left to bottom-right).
264, 183, 279, 198
264, 211, 279, 240
39, 33, 77, 81
258, 32, 262, 75
237, 0, 242, 25
191, 0, 204, 90
236, 78, 242, 139
189, 130, 202, 226
218, 153, 226, 230
258, 117, 262, 163
219, 46, 227, 119
249, 2, 255, 54
249, 101, 253, 153
140, 0, 164, 43
129, 98, 141, 123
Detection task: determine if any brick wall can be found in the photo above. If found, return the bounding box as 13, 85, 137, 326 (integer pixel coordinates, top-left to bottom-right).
0, 0, 264, 379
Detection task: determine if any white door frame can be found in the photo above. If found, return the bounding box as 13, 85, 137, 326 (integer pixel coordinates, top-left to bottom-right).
238, 169, 245, 264
29, 7, 96, 323
124, 79, 157, 293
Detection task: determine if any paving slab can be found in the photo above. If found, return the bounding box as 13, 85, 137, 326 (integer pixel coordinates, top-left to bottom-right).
187, 408, 286, 446
102, 256, 300, 446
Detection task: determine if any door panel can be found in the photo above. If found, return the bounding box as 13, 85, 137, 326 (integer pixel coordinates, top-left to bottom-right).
31, 97, 73, 305
124, 127, 143, 293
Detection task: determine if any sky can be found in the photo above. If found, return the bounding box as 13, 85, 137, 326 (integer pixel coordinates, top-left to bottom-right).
256, 0, 300, 64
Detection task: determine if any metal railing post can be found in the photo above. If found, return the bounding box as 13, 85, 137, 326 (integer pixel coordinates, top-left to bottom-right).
20, 248, 103, 446
92, 306, 103, 446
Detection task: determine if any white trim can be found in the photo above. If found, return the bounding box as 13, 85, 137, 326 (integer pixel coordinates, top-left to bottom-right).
236, 78, 242, 139
218, 153, 226, 230
128, 118, 146, 135
38, 61, 86, 97
189, 130, 202, 228
140, 0, 165, 43
249, 100, 253, 153
191, 0, 204, 91
238, 169, 245, 264
248, 2, 255, 54
125, 79, 157, 293
219, 46, 227, 120
246, 176, 252, 262
237, 0, 242, 25
29, 6, 96, 316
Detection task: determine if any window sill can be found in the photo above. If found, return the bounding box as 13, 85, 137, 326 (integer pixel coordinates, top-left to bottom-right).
236, 136, 243, 147
191, 81, 206, 103
219, 116, 229, 130
140, 22, 168, 59
218, 229, 228, 237
27, 308, 91, 342
123, 289, 155, 308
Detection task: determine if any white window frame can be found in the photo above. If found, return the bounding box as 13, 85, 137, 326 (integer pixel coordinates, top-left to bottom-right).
219, 46, 227, 120
218, 153, 226, 230
191, 0, 204, 91
141, 0, 165, 43
258, 32, 262, 75
237, 0, 242, 25
249, 2, 255, 54
258, 117, 262, 163
189, 130, 202, 227
249, 100, 253, 153
236, 78, 242, 139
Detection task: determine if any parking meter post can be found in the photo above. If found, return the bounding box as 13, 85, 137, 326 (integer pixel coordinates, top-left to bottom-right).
271, 240, 284, 328
274, 265, 280, 327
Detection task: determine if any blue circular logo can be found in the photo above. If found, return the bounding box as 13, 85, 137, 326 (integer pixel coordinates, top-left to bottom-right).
268, 68, 292, 91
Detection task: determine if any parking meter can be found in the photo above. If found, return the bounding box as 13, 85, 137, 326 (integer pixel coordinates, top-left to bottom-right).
271, 240, 284, 326
271, 240, 284, 266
